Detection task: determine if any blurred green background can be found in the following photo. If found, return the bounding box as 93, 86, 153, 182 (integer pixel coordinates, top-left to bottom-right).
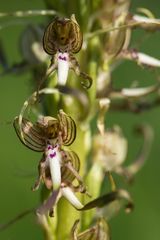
0, 0, 160, 239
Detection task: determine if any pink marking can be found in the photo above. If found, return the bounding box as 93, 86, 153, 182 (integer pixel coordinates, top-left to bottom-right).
47, 145, 53, 150
49, 152, 56, 158
58, 56, 67, 61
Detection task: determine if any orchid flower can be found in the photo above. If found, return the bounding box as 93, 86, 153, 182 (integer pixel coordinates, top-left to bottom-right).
13, 110, 88, 215
42, 14, 92, 89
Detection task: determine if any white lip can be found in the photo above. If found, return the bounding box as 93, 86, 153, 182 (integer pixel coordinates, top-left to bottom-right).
57, 52, 69, 85
47, 146, 62, 190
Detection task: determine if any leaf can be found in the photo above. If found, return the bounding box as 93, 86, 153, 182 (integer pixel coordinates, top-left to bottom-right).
79, 189, 133, 214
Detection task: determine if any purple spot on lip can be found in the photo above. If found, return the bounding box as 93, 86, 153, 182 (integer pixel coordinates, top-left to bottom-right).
49, 152, 56, 158
48, 145, 52, 150
58, 56, 67, 61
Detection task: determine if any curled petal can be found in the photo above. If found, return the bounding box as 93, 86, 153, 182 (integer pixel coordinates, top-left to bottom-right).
70, 219, 79, 240
79, 72, 93, 89
116, 124, 154, 181
136, 8, 155, 19
17, 88, 59, 143
57, 85, 90, 121
69, 55, 92, 89
16, 87, 78, 147
17, 86, 87, 142
71, 218, 111, 240
104, 12, 130, 61
128, 124, 154, 174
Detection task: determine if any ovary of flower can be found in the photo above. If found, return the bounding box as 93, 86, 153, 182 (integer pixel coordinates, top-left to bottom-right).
57, 52, 69, 85
61, 186, 84, 209
46, 144, 62, 190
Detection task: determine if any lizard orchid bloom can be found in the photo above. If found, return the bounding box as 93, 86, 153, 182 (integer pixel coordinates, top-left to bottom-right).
13, 110, 87, 214
43, 14, 92, 89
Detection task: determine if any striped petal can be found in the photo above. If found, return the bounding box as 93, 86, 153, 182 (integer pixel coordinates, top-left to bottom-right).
13, 117, 46, 152
58, 110, 76, 146
61, 150, 80, 183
